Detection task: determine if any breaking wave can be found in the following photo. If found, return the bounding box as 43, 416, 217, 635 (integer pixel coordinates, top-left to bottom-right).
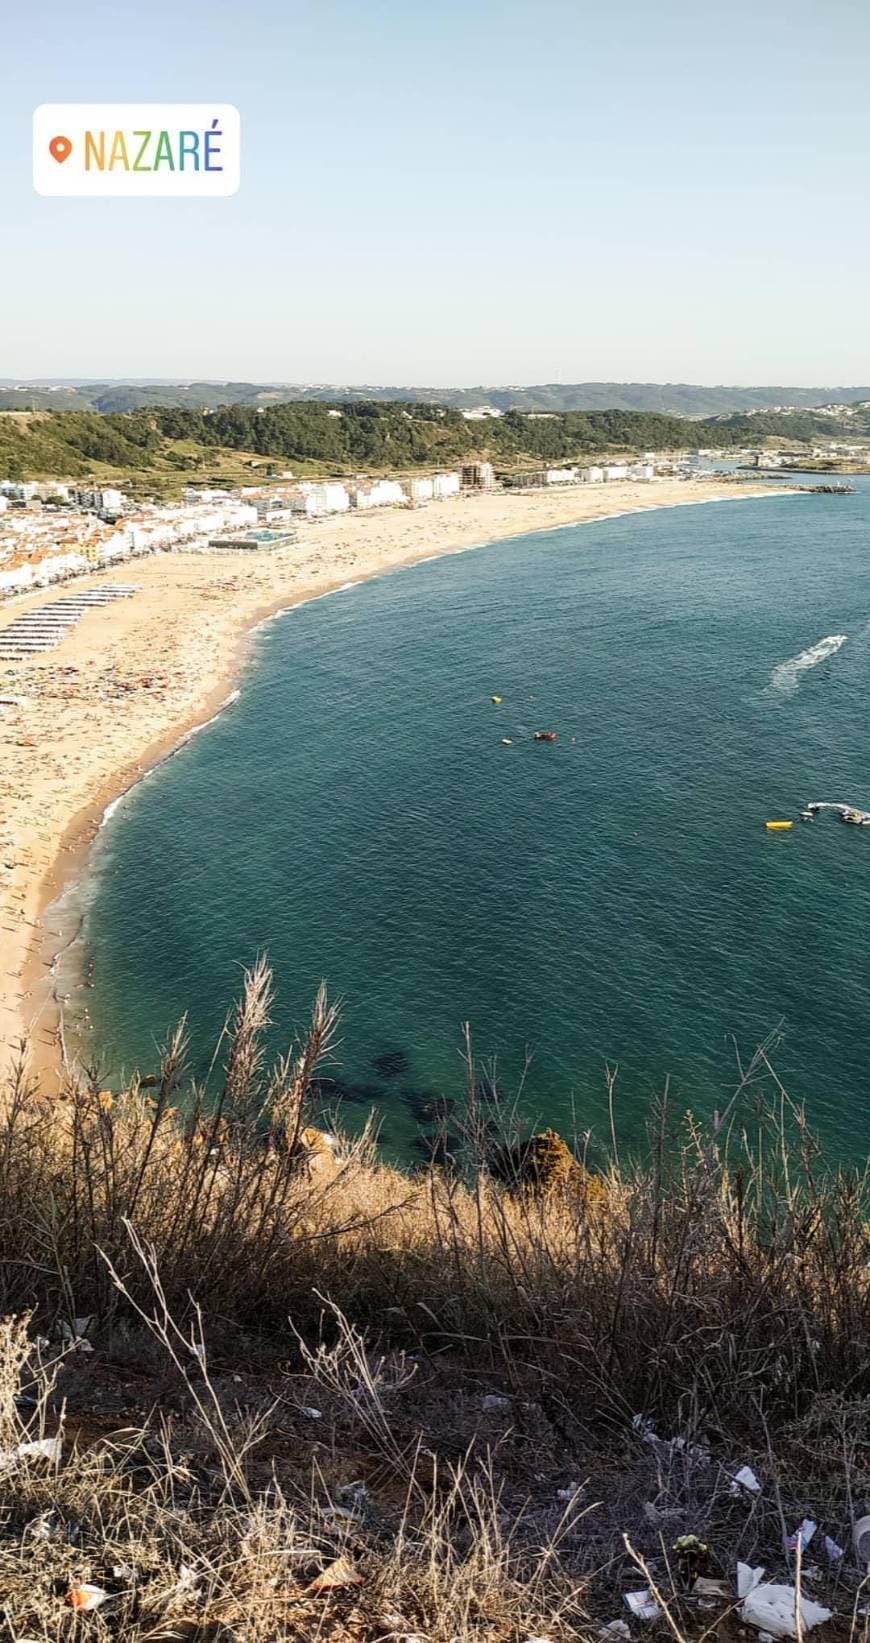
770, 633, 847, 695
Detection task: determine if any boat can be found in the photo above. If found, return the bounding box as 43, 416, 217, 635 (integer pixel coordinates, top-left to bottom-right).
765, 820, 793, 831
534, 730, 557, 743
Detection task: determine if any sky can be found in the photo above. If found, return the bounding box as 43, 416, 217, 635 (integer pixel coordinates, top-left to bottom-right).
2, 0, 870, 385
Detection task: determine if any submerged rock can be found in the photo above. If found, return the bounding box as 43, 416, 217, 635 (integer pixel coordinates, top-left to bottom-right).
371, 1049, 409, 1080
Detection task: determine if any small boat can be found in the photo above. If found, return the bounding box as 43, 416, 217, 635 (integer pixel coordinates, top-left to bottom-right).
534, 730, 557, 743
491, 694, 502, 704
765, 820, 793, 831
799, 810, 814, 821
500, 737, 513, 746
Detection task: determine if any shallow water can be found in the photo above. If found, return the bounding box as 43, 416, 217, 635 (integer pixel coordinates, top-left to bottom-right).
63, 482, 870, 1161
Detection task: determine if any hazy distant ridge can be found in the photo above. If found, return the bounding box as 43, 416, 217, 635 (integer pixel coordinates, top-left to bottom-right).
3, 380, 870, 416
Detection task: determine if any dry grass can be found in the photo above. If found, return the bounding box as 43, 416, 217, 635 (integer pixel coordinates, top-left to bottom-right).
1, 965, 870, 1639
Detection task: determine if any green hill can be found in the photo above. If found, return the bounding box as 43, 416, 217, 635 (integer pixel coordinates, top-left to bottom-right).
0, 400, 863, 490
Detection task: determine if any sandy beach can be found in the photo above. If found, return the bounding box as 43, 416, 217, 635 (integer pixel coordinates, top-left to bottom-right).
0, 477, 788, 1080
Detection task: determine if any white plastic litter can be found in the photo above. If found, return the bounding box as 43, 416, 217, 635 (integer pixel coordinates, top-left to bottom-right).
853, 1513, 870, 1566
738, 1564, 766, 1599
740, 1579, 832, 1637
482, 1394, 511, 1411
693, 1577, 732, 1598
18, 1436, 62, 1463
112, 1563, 136, 1581
0, 1435, 62, 1470
67, 1582, 109, 1612
624, 1589, 662, 1621
823, 1534, 845, 1562
300, 1405, 323, 1420
785, 1518, 817, 1553
732, 1464, 762, 1494
599, 1620, 632, 1640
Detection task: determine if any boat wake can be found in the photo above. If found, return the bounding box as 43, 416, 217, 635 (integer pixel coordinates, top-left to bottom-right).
770, 633, 847, 695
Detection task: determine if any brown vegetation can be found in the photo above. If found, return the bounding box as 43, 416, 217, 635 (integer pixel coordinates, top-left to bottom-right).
1, 963, 869, 1639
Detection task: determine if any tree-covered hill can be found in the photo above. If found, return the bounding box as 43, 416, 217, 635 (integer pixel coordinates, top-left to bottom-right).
0, 400, 864, 485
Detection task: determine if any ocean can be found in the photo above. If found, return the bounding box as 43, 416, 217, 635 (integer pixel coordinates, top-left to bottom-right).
59, 481, 870, 1162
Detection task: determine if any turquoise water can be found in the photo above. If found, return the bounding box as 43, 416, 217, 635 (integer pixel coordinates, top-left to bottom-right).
65, 484, 870, 1161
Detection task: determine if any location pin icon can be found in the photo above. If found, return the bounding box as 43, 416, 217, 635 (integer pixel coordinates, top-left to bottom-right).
49, 134, 73, 164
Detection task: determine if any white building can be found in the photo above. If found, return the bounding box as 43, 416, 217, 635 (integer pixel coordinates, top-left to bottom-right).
405, 477, 434, 503
580, 466, 604, 484
602, 464, 629, 482
351, 479, 405, 509
432, 471, 460, 498
290, 482, 351, 517
461, 406, 504, 420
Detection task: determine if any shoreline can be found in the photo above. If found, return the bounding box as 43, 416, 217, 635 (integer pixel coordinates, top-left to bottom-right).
0, 478, 795, 1085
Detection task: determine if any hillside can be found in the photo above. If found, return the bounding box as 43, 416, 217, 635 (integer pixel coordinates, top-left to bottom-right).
2, 965, 869, 1640
4, 378, 870, 415
0, 401, 861, 488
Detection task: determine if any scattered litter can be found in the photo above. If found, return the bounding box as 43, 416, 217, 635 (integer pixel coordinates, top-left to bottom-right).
853, 1513, 870, 1566
556, 1483, 579, 1500
1, 1434, 62, 1469
599, 1621, 631, 1640
25, 1512, 57, 1541
67, 1582, 109, 1612
300, 1404, 323, 1420
112, 1564, 136, 1581
624, 1589, 662, 1621
738, 1565, 766, 1599
324, 1504, 361, 1523
741, 1585, 831, 1637
339, 1480, 368, 1501
693, 1578, 732, 1599
308, 1554, 364, 1592
823, 1534, 845, 1562
481, 1394, 511, 1411
785, 1518, 817, 1553
731, 1464, 762, 1494
175, 1563, 201, 1596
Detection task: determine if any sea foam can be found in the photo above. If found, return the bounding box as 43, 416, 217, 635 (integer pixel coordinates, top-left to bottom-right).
770, 633, 847, 695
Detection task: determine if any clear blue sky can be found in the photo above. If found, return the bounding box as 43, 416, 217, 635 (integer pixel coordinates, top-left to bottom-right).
2, 0, 869, 385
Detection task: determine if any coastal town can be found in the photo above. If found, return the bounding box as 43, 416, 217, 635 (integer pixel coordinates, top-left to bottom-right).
0, 450, 727, 601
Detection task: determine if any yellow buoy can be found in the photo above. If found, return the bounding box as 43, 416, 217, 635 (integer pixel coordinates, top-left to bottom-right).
765, 820, 793, 831
491, 695, 502, 704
